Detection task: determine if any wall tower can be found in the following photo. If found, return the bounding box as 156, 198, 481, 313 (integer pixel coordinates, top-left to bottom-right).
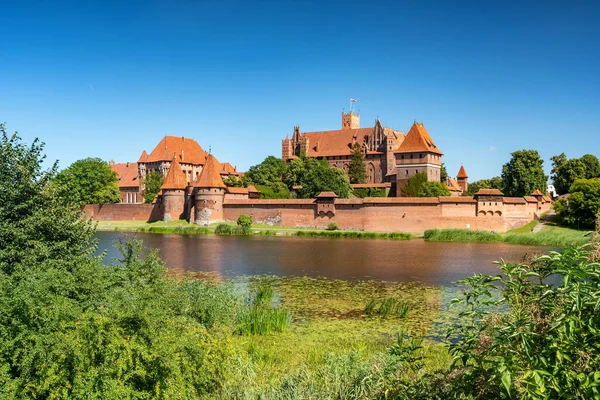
193, 154, 226, 225
341, 112, 360, 130
161, 157, 187, 221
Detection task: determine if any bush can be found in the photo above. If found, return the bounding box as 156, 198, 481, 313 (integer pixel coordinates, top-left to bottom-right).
237, 213, 252, 229
214, 223, 234, 235
353, 187, 387, 198
444, 241, 600, 398
326, 222, 339, 231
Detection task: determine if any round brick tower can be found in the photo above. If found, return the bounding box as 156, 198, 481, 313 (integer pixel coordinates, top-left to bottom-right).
161, 157, 187, 221
193, 154, 226, 225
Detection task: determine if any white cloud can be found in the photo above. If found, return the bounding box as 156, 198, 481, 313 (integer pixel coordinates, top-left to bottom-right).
489, 146, 496, 152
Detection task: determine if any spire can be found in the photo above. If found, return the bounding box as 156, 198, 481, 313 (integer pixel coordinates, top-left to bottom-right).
161, 158, 187, 190
194, 154, 226, 189
457, 165, 468, 179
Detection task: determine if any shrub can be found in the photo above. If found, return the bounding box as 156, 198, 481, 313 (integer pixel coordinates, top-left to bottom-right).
326, 222, 339, 231
237, 213, 253, 229
215, 223, 233, 235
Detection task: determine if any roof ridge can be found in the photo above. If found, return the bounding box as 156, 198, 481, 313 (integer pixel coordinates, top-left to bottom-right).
161, 158, 187, 190
194, 154, 226, 188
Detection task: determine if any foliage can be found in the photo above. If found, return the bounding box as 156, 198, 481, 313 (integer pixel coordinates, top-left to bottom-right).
551, 153, 600, 195
245, 156, 287, 186
418, 181, 451, 197
142, 170, 164, 203
326, 222, 339, 231
440, 162, 448, 183
401, 172, 428, 197
54, 157, 121, 205
215, 223, 252, 235
501, 149, 548, 197
222, 174, 246, 187
424, 229, 503, 243
0, 129, 236, 398
353, 187, 387, 198
445, 241, 600, 399
466, 176, 503, 196
550, 153, 586, 195
347, 142, 367, 184
255, 183, 290, 199
237, 213, 253, 229
297, 159, 351, 198
581, 154, 600, 179
554, 178, 600, 228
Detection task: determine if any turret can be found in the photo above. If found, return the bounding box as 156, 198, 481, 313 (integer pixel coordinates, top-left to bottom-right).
161, 157, 187, 221
342, 111, 360, 130
457, 165, 468, 193
193, 154, 226, 225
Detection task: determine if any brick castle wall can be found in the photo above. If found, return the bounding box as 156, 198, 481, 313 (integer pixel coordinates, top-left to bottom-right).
85, 196, 552, 234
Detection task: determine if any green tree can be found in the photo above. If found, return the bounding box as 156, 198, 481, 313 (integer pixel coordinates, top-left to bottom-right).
245, 156, 287, 186
580, 154, 600, 179
552, 157, 586, 195
298, 159, 351, 198
237, 213, 252, 229
348, 143, 366, 184
401, 172, 428, 197
54, 157, 121, 205
501, 150, 547, 197
142, 170, 164, 203
223, 175, 246, 187
418, 181, 451, 197
554, 178, 600, 228
440, 163, 448, 183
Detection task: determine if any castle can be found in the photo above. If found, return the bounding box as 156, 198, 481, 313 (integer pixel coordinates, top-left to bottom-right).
282, 112, 462, 196
109, 136, 241, 204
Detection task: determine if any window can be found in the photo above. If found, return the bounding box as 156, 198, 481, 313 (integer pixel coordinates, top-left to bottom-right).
410, 154, 413, 159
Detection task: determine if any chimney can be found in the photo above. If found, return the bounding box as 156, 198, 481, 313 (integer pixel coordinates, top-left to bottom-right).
126, 161, 130, 167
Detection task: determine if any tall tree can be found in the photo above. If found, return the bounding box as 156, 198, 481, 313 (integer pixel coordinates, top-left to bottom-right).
54, 157, 120, 205
347, 143, 366, 184
401, 172, 428, 197
501, 150, 547, 197
551, 157, 586, 195
580, 154, 600, 179
554, 178, 600, 229
440, 163, 448, 183
245, 156, 287, 186
466, 176, 503, 196
142, 171, 164, 203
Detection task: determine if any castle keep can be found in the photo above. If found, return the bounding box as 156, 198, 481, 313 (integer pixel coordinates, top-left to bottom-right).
282, 112, 443, 196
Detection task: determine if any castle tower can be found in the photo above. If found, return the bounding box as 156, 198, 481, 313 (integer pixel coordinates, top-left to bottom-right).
456, 165, 468, 194
342, 112, 360, 130
282, 135, 293, 161
161, 157, 187, 221
193, 154, 226, 225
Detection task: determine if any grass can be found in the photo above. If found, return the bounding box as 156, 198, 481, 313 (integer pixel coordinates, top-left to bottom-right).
364, 298, 411, 318
425, 224, 592, 247
295, 230, 412, 239
225, 276, 446, 390
507, 220, 539, 234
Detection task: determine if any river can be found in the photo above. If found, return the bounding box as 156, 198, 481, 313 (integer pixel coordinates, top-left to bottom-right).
95, 231, 551, 286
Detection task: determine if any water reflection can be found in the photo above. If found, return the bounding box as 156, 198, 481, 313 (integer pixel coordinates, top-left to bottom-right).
95, 231, 550, 286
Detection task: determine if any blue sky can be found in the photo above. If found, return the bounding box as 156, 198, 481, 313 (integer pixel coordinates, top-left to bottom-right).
1, 0, 599, 181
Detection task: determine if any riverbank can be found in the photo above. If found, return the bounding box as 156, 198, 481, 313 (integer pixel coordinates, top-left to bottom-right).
424, 224, 592, 247
95, 220, 414, 240
95, 219, 588, 247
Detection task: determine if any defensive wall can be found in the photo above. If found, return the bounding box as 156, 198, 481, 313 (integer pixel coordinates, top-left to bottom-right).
84, 193, 552, 234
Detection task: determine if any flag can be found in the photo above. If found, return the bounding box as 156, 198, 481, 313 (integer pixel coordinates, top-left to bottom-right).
350, 98, 358, 103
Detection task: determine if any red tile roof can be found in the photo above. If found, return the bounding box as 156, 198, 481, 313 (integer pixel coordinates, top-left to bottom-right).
145, 136, 207, 165
226, 187, 248, 194
439, 196, 477, 203
396, 123, 442, 155
220, 162, 240, 176
532, 189, 544, 196
247, 185, 259, 193
301, 126, 403, 157
137, 150, 148, 163
194, 154, 226, 188
363, 197, 440, 204
161, 158, 187, 190
503, 197, 527, 204
111, 162, 140, 189
457, 165, 468, 178
317, 191, 338, 198
475, 189, 504, 196
524, 196, 538, 203
446, 178, 462, 192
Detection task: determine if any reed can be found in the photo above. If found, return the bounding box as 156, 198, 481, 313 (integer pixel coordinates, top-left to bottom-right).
364, 298, 411, 319
423, 229, 503, 243
295, 230, 412, 240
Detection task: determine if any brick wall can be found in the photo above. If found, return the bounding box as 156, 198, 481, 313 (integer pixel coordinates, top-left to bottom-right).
83, 203, 162, 221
